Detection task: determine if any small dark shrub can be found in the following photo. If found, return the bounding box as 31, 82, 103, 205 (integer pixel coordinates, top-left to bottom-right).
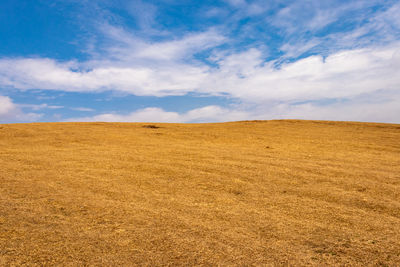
143, 125, 160, 129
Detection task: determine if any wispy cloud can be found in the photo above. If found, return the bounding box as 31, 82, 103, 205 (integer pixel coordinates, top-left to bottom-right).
125, 0, 159, 31
224, 0, 247, 8
19, 103, 64, 111
98, 25, 225, 62
71, 107, 94, 112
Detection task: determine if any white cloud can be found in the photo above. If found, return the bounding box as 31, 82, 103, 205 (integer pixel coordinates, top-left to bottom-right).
269, 0, 384, 34
267, 1, 399, 59
248, 90, 400, 123
0, 57, 208, 96
0, 95, 15, 118
2, 42, 399, 102
1, 43, 399, 124
184, 105, 249, 122
125, 0, 158, 30
0, 95, 42, 123
224, 0, 247, 8
203, 44, 400, 104
71, 107, 94, 112
66, 105, 249, 123
370, 2, 400, 39
280, 38, 320, 59
0, 28, 226, 97
72, 108, 182, 123
65, 93, 400, 124
19, 103, 64, 111
99, 25, 225, 62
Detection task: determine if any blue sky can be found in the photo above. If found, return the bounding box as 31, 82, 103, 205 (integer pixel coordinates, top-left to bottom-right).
0, 0, 399, 123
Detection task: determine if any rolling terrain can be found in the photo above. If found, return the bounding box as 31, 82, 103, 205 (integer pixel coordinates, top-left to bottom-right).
1, 120, 400, 265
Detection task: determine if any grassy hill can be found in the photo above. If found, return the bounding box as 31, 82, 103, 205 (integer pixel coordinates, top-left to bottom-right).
1, 120, 399, 265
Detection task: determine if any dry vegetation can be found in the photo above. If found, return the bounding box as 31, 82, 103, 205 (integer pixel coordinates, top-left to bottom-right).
1, 120, 400, 265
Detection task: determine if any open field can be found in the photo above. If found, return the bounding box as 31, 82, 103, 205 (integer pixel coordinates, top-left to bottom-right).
1, 120, 400, 265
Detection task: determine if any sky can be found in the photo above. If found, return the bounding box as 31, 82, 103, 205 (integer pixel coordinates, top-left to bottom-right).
0, 0, 399, 123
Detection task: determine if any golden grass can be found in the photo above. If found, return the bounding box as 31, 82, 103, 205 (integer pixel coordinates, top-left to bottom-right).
1, 120, 399, 265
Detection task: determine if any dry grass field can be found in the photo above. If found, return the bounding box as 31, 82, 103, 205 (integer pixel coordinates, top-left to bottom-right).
1, 120, 400, 265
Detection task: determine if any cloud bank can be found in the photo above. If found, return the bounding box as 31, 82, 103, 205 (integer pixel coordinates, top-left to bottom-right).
1, 42, 399, 123
66, 105, 249, 123
1, 43, 399, 100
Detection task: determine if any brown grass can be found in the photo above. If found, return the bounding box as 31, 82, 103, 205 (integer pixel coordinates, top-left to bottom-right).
1, 120, 399, 265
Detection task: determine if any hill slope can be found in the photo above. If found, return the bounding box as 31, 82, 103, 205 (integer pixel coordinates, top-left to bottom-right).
1, 120, 400, 265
